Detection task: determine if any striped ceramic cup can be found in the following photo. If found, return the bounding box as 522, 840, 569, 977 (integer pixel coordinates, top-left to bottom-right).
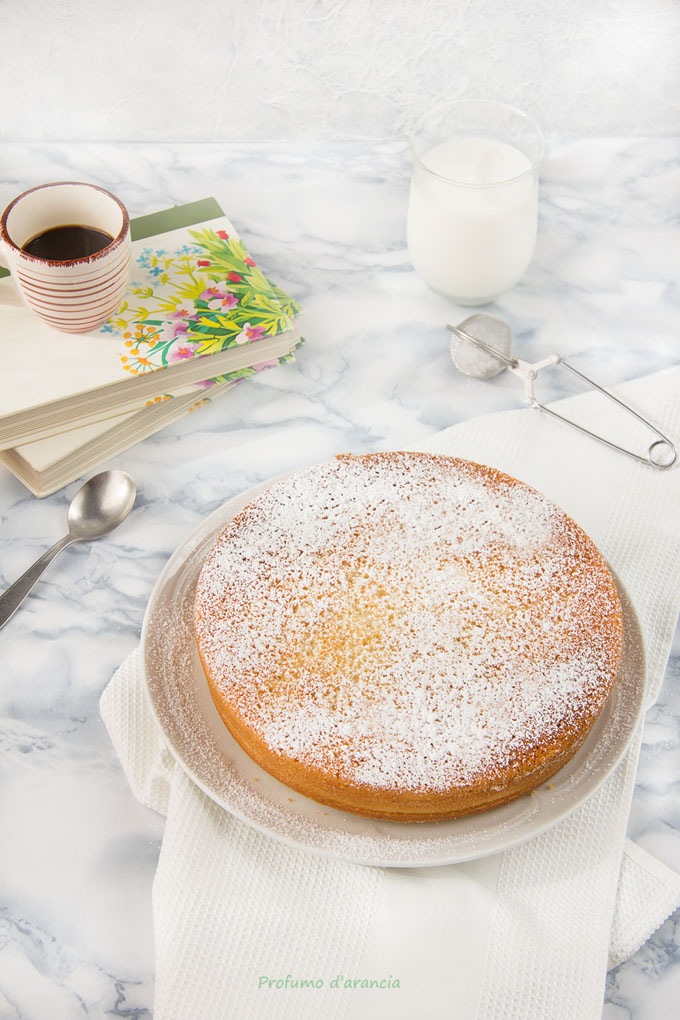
0, 181, 131, 333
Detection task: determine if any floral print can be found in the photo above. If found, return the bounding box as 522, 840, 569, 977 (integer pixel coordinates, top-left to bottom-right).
235, 322, 266, 345
200, 284, 239, 312
103, 223, 301, 376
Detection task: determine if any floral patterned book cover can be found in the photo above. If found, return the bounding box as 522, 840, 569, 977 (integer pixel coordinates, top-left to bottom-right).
0, 205, 303, 450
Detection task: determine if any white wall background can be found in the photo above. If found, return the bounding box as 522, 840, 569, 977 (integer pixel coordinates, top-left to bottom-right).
1, 0, 679, 141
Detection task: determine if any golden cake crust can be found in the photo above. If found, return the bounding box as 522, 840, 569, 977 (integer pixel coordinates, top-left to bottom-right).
194, 452, 624, 822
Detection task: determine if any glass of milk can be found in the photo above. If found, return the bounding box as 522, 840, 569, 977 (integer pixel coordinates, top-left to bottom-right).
407, 100, 543, 305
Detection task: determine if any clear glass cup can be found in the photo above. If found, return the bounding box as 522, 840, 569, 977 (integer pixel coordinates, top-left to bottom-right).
407, 100, 543, 305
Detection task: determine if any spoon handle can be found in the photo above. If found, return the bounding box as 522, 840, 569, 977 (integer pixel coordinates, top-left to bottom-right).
0, 534, 78, 629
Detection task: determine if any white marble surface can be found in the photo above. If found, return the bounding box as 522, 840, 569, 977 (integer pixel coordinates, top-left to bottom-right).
0, 137, 679, 1018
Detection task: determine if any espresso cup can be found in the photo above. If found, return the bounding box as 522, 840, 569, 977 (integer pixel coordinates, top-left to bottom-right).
0, 181, 131, 333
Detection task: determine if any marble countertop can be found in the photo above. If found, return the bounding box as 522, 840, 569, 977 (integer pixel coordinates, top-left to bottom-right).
0, 138, 678, 1019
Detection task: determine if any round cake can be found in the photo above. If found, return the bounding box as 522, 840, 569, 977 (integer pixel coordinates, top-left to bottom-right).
194, 452, 624, 822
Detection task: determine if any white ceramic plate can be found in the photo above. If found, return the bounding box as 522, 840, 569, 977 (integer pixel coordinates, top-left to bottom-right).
141, 479, 646, 868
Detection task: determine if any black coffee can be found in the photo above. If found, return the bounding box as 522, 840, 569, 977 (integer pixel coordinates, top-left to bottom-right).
21, 224, 114, 261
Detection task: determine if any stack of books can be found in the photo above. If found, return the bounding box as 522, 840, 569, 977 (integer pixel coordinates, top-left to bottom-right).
0, 198, 303, 496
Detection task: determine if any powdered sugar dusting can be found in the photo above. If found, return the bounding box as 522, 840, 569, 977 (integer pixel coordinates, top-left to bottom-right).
194, 452, 623, 797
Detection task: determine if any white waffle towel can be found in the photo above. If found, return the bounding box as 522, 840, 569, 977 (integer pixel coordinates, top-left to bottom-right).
102, 366, 680, 1020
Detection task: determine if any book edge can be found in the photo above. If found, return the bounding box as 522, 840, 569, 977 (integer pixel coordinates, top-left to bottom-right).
0, 324, 301, 449
0, 379, 238, 496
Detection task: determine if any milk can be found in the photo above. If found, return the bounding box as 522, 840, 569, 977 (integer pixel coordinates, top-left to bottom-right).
407, 136, 538, 304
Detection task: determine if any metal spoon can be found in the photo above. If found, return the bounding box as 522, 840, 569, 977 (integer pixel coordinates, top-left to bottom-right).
0, 469, 136, 629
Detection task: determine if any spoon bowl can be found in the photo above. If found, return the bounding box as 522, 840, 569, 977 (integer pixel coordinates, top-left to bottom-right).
67, 470, 137, 541
0, 469, 136, 628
